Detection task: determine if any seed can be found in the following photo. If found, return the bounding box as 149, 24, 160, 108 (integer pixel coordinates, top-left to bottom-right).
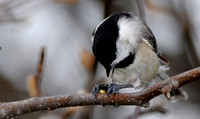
100, 89, 106, 94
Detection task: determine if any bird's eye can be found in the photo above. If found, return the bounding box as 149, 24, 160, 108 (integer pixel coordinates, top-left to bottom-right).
115, 52, 135, 68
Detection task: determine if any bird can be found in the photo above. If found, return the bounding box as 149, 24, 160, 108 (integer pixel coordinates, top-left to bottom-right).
91, 12, 187, 102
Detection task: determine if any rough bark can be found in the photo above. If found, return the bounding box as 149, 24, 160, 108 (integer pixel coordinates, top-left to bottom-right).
0, 67, 200, 119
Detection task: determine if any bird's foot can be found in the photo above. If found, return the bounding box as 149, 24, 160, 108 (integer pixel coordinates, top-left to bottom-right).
92, 83, 133, 103
92, 84, 109, 102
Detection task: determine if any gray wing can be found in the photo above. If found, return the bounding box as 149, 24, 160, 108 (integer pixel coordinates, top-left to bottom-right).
142, 24, 169, 64
142, 24, 157, 52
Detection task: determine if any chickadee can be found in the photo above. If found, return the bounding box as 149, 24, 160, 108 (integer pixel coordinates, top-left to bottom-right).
91, 12, 187, 102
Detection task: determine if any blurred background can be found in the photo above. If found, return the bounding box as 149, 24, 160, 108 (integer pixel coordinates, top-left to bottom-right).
0, 0, 200, 119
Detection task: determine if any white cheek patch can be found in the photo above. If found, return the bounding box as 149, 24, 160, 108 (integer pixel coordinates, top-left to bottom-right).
112, 39, 133, 65
111, 17, 144, 65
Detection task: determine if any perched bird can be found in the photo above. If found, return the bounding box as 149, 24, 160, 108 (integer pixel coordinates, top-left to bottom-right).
91, 12, 187, 102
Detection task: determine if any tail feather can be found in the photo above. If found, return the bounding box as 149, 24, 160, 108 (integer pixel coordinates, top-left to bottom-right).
155, 65, 188, 103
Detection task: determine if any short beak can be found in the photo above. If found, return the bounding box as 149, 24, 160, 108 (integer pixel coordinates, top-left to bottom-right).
108, 65, 115, 78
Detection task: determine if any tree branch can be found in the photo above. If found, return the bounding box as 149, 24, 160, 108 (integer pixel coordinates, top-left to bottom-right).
136, 0, 146, 23
0, 67, 200, 118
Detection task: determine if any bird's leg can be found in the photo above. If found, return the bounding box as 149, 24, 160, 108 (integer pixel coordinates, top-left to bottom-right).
92, 83, 134, 102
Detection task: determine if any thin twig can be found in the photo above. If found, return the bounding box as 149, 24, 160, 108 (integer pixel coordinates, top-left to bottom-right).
139, 105, 167, 115
145, 0, 199, 66
136, 0, 146, 23
103, 0, 112, 18
36, 47, 45, 96
178, 1, 200, 67
129, 106, 141, 119
0, 67, 200, 118
27, 47, 45, 97
128, 105, 167, 119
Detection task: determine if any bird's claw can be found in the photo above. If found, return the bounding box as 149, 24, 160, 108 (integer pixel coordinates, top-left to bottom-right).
107, 83, 121, 97
92, 84, 109, 103
92, 83, 133, 103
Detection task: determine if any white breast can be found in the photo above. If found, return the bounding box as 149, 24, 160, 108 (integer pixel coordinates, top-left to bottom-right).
112, 40, 160, 88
